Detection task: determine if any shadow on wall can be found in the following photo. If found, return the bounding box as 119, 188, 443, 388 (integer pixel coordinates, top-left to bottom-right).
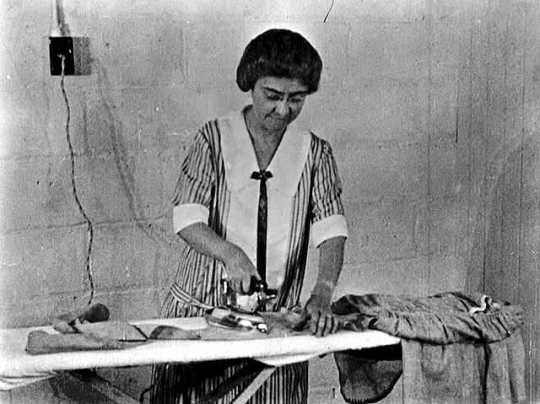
90, 59, 186, 308
465, 119, 539, 298
93, 59, 179, 248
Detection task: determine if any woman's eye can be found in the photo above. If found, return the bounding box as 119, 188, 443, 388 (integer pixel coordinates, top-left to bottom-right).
266, 94, 281, 101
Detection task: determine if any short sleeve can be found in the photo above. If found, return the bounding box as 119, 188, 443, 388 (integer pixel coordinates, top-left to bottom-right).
172, 130, 215, 233
310, 139, 348, 246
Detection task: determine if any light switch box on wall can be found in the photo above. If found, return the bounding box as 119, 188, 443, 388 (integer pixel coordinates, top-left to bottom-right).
49, 36, 91, 76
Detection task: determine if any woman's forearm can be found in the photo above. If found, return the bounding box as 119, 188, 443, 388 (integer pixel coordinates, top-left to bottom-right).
312, 236, 346, 299
303, 236, 346, 336
178, 222, 234, 263
178, 222, 260, 289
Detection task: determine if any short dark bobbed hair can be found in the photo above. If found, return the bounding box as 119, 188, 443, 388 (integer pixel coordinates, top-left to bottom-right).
236, 29, 323, 94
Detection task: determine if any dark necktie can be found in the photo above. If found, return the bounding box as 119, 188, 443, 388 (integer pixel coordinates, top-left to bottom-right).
250, 170, 273, 283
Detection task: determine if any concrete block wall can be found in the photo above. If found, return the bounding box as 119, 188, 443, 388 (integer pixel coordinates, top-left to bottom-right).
2, 0, 539, 402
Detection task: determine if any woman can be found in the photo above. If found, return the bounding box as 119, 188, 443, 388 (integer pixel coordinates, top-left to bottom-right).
151, 28, 348, 403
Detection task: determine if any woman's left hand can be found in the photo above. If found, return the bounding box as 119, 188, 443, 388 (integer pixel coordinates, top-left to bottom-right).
303, 292, 339, 337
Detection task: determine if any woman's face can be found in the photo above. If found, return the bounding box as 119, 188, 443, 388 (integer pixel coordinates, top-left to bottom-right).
250, 76, 309, 134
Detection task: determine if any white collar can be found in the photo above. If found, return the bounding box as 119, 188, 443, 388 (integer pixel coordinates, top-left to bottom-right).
220, 109, 311, 197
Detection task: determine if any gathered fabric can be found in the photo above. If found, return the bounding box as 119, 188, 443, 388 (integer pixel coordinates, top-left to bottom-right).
332, 292, 526, 404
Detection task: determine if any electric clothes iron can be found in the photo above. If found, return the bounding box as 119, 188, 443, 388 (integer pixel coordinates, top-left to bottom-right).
205, 277, 277, 333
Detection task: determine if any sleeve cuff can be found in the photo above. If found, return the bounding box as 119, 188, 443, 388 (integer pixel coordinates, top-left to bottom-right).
311, 214, 348, 247
173, 203, 209, 234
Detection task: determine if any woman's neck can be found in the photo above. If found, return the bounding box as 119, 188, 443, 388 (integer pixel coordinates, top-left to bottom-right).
244, 107, 286, 170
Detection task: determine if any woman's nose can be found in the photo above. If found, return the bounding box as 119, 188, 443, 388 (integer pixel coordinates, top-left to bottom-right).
275, 100, 289, 117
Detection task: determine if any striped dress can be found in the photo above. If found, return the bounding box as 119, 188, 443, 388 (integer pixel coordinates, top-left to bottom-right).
151, 109, 348, 404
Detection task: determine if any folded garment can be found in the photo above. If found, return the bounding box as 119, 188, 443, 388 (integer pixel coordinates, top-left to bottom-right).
27, 303, 202, 355
75, 321, 150, 341
332, 292, 526, 404
26, 321, 202, 355
26, 330, 128, 355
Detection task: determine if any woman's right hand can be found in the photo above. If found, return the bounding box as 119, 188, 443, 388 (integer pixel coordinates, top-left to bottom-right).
223, 244, 260, 293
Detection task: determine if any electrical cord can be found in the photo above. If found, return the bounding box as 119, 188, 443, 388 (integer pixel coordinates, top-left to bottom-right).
60, 55, 95, 305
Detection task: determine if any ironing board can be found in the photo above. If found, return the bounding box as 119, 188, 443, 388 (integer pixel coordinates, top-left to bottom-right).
0, 317, 400, 402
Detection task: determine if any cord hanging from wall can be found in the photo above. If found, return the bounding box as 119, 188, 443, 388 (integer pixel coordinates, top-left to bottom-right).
59, 56, 95, 306
51, 0, 95, 309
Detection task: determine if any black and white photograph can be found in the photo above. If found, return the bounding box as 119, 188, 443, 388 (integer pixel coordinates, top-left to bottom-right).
0, 0, 539, 403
